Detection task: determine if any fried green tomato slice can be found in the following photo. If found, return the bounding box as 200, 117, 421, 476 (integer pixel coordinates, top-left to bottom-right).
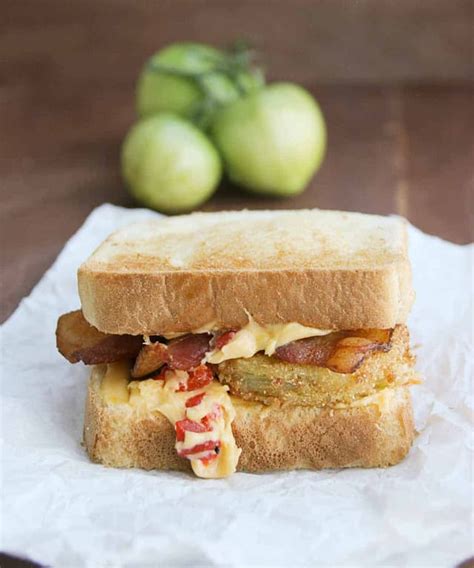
217, 325, 418, 407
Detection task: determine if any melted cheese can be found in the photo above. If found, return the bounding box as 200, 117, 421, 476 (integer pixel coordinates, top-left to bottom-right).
206, 317, 331, 364
100, 361, 130, 403
100, 364, 240, 478
127, 371, 241, 479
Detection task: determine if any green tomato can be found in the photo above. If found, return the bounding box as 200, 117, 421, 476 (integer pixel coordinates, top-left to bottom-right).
121, 114, 222, 213
136, 43, 263, 125
211, 83, 326, 196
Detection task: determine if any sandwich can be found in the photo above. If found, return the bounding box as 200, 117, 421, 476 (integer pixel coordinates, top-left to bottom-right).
56, 209, 419, 479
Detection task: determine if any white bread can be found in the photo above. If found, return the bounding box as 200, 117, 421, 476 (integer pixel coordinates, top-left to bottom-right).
78, 209, 414, 335
84, 367, 415, 473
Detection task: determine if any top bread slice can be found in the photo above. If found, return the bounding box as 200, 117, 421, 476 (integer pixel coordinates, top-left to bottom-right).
78, 209, 414, 335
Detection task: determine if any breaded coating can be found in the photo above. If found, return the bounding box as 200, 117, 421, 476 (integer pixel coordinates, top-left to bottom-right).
217, 325, 418, 407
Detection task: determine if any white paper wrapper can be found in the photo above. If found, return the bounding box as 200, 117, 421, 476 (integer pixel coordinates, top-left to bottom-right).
1, 204, 472, 568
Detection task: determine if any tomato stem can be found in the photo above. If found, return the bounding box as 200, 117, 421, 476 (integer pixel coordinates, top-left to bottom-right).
146, 42, 264, 129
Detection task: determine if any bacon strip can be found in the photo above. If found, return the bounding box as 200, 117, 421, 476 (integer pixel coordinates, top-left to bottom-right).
131, 334, 212, 378
274, 328, 394, 374
168, 334, 212, 370
131, 342, 168, 378
57, 309, 394, 376
56, 310, 142, 365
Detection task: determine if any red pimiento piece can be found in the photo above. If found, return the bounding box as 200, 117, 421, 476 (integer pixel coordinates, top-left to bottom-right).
201, 403, 223, 430
214, 330, 237, 350
178, 440, 221, 458
175, 418, 209, 442
187, 365, 213, 391
200, 454, 219, 465
175, 425, 184, 442
185, 392, 206, 408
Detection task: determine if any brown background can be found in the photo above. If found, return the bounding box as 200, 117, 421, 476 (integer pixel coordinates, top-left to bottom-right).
1, 0, 473, 323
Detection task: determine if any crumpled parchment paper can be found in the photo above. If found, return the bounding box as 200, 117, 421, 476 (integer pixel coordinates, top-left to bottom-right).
1, 204, 472, 568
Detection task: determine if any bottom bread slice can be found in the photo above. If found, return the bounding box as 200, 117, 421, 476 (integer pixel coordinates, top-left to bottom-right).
84, 368, 415, 473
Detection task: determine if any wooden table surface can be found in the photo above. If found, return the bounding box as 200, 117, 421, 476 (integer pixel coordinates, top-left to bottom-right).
1, 7, 474, 568
1, 1, 473, 324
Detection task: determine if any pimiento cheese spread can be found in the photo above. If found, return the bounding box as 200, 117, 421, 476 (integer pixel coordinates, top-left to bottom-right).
101, 362, 241, 478
206, 317, 331, 364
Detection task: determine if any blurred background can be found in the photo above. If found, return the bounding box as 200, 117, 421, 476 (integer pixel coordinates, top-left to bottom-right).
1, 0, 473, 322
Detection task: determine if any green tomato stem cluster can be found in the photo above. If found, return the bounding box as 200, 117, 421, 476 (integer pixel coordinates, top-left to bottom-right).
122, 41, 327, 213
138, 42, 264, 129
147, 42, 260, 96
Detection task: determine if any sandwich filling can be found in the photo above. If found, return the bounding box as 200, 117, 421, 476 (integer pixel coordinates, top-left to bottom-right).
129, 366, 241, 478
100, 361, 241, 478
57, 310, 418, 478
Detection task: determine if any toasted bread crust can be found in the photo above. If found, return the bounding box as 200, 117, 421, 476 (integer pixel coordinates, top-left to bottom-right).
79, 262, 413, 335
78, 209, 414, 335
84, 370, 414, 473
